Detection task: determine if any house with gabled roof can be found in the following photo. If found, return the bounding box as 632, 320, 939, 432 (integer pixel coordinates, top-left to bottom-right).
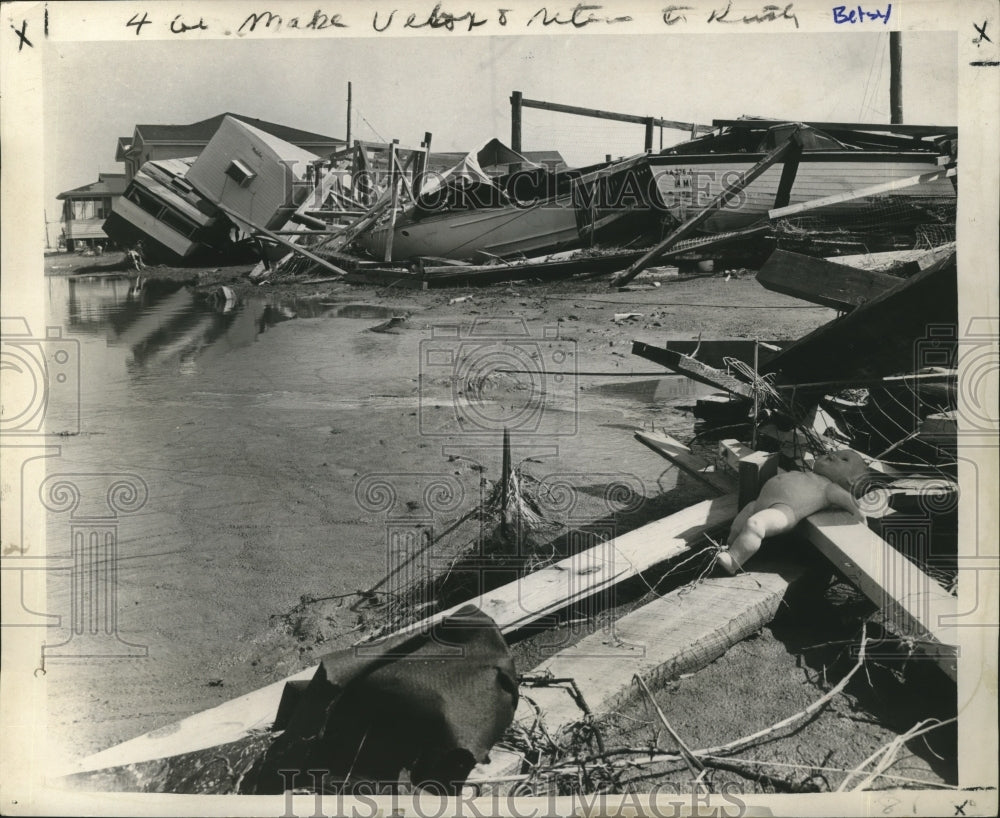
56, 172, 127, 250
115, 113, 343, 181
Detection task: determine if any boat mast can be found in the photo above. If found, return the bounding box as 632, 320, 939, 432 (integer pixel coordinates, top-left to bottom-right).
889, 31, 903, 124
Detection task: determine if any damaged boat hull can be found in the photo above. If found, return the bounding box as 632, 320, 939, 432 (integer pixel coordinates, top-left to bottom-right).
649, 152, 956, 232
359, 197, 583, 262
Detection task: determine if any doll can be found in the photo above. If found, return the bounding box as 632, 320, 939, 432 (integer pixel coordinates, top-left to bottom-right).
716, 449, 871, 575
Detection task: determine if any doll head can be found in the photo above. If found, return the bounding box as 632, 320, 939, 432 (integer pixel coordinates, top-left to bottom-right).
812, 449, 871, 491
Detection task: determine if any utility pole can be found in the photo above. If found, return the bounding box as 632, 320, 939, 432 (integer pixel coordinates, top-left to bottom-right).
889, 31, 903, 124
510, 91, 523, 153
346, 81, 352, 146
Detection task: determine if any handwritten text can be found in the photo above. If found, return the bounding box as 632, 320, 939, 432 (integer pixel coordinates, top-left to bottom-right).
832, 4, 891, 24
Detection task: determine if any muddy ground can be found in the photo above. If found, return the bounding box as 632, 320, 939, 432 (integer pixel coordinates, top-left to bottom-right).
43, 251, 957, 794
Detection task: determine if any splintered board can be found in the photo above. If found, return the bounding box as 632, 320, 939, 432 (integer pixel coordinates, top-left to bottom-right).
517, 562, 804, 736
756, 249, 904, 311
801, 510, 958, 680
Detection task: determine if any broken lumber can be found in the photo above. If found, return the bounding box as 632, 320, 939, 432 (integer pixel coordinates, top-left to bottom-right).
827, 242, 956, 276
631, 341, 754, 398
634, 430, 735, 494
215, 204, 349, 279
518, 562, 804, 737
757, 250, 904, 311
612, 128, 802, 285
800, 511, 958, 680
761, 250, 957, 384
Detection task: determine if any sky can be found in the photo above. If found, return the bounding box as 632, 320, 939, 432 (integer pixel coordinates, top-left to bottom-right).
42, 29, 958, 244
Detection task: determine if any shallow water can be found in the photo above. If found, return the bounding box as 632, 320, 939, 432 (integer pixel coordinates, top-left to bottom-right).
38, 274, 702, 763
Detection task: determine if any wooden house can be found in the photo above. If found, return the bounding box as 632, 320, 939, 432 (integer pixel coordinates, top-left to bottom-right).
56, 172, 127, 251
114, 113, 342, 183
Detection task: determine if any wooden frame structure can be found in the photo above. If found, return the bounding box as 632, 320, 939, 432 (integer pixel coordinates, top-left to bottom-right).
510, 90, 711, 155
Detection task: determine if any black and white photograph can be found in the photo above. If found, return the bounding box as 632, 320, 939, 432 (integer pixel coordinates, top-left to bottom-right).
1, 1, 997, 815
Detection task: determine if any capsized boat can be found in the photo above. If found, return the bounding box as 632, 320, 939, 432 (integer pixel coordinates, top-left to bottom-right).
358, 139, 584, 262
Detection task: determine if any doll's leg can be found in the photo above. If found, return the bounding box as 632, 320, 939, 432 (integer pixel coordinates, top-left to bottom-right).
717, 504, 797, 575
726, 501, 758, 548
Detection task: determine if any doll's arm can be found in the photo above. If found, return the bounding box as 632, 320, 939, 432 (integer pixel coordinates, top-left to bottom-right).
824, 482, 865, 523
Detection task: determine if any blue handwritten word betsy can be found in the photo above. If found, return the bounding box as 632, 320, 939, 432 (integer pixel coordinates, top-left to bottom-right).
833, 4, 891, 24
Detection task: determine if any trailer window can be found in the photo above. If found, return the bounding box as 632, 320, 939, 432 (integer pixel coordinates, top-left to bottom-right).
225, 159, 257, 187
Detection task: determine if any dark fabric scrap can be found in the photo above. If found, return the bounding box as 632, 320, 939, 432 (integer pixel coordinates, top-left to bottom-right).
242, 605, 518, 795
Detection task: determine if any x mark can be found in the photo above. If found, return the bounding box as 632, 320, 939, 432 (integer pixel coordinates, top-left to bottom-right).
10, 19, 32, 50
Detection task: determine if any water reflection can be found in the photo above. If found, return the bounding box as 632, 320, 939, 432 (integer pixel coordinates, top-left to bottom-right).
47, 275, 401, 379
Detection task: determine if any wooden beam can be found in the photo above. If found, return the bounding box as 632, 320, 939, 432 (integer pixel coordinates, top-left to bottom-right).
760, 251, 957, 384
772, 139, 802, 209
612, 129, 802, 286
632, 337, 782, 370
518, 562, 805, 737
215, 204, 349, 279
800, 511, 958, 680
520, 96, 708, 133
629, 343, 754, 398
756, 249, 905, 311
634, 430, 735, 494
717, 439, 756, 474
393, 492, 740, 639
767, 166, 955, 220
383, 143, 399, 262
710, 119, 957, 137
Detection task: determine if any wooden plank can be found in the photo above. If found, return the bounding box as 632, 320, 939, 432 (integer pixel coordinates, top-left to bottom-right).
64, 493, 739, 777
518, 563, 804, 737
634, 430, 735, 494
800, 511, 958, 680
521, 96, 707, 133
717, 439, 756, 474
631, 342, 754, 398
767, 166, 955, 220
215, 204, 350, 278
772, 140, 802, 209
393, 493, 740, 638
757, 250, 904, 311
612, 130, 802, 285
710, 119, 957, 137
633, 338, 782, 370
761, 251, 957, 384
